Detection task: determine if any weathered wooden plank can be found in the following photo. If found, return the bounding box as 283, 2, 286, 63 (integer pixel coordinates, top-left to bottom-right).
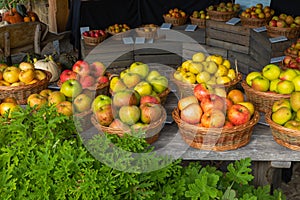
206, 38, 249, 54
206, 20, 250, 36
170, 25, 206, 44
206, 28, 250, 46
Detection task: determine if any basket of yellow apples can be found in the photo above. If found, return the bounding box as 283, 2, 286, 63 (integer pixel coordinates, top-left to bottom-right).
163, 8, 188, 26
265, 91, 300, 151
106, 24, 131, 40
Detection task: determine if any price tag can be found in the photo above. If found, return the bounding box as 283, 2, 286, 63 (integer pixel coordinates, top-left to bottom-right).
185, 24, 197, 32
80, 26, 90, 39
225, 18, 241, 25
48, 83, 60, 90
146, 38, 154, 44
135, 37, 145, 44
270, 56, 285, 63
122, 37, 134, 44
269, 36, 288, 43
253, 26, 267, 32
160, 23, 172, 30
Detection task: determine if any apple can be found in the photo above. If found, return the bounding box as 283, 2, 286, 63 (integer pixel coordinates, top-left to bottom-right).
178, 95, 198, 111
269, 79, 281, 93
109, 118, 130, 131
251, 76, 270, 92
213, 88, 227, 98
237, 101, 255, 116
56, 101, 73, 116
79, 75, 95, 89
201, 109, 226, 128
19, 62, 34, 71
0, 63, 8, 72
129, 62, 149, 79
122, 72, 141, 88
0, 102, 19, 118
292, 75, 300, 91
200, 94, 225, 113
196, 71, 211, 83
227, 104, 251, 126
276, 20, 287, 28
189, 61, 203, 74
272, 99, 291, 112
180, 103, 202, 124
59, 69, 78, 83
18, 69, 35, 84
224, 97, 234, 112
269, 19, 277, 27
279, 68, 298, 81
290, 91, 300, 112
34, 69, 47, 81
149, 75, 168, 94
131, 122, 148, 132
90, 61, 106, 77
246, 71, 262, 86
295, 109, 300, 121
140, 103, 162, 124
39, 89, 53, 99
283, 56, 292, 66
48, 91, 66, 105
192, 52, 206, 62
119, 105, 141, 125
272, 107, 292, 125
262, 64, 281, 81
97, 75, 109, 84
72, 60, 90, 76
223, 120, 234, 128
284, 120, 300, 131
227, 89, 245, 104
2, 97, 18, 104
134, 81, 152, 97
140, 95, 160, 105
112, 90, 139, 108
95, 104, 114, 126
73, 93, 92, 113
277, 80, 295, 94
91, 94, 112, 112
110, 77, 127, 93
146, 70, 160, 82
3, 66, 20, 83
279, 13, 287, 20
27, 94, 47, 109
182, 72, 196, 84
204, 61, 218, 74
193, 83, 210, 101
60, 79, 82, 98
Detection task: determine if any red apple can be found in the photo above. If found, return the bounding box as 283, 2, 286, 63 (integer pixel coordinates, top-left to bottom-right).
224, 98, 234, 112
283, 56, 292, 66
193, 83, 210, 101
60, 69, 78, 83
200, 94, 225, 113
276, 20, 287, 28
201, 109, 226, 128
269, 19, 277, 27
178, 95, 198, 111
97, 76, 109, 84
72, 60, 90, 76
180, 103, 203, 124
140, 95, 160, 105
90, 61, 106, 77
223, 120, 234, 128
95, 104, 114, 126
79, 75, 95, 89
140, 103, 162, 124
227, 104, 251, 126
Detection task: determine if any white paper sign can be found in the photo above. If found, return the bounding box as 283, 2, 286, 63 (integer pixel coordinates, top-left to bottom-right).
270, 56, 285, 63
185, 24, 197, 32
122, 37, 134, 44
160, 23, 172, 30
253, 26, 267, 32
80, 27, 90, 39
226, 18, 241, 25
269, 36, 288, 43
135, 37, 145, 44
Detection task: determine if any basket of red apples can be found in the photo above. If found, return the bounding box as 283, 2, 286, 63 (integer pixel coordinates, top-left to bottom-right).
163, 8, 188, 26
285, 38, 300, 58
265, 91, 300, 151
172, 84, 260, 151
206, 2, 240, 22
281, 55, 300, 70
82, 29, 107, 45
266, 14, 300, 39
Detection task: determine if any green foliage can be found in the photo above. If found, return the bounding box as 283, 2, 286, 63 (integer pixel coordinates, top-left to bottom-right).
0, 104, 286, 199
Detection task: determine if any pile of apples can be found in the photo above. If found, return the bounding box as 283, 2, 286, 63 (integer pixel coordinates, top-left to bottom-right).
268, 14, 300, 28
271, 91, 300, 131
178, 84, 255, 128
282, 55, 300, 70
0, 62, 47, 87
107, 24, 130, 34
59, 60, 109, 89
164, 8, 186, 18
246, 64, 300, 94
110, 62, 169, 97
173, 52, 237, 85
0, 97, 20, 118
285, 38, 300, 58
240, 3, 274, 19
82, 29, 106, 38
207, 2, 240, 12
191, 10, 209, 20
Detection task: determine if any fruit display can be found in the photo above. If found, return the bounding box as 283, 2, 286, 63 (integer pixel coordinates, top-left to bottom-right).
207, 2, 240, 13
268, 14, 300, 28
285, 38, 300, 58
240, 4, 274, 20
135, 24, 158, 38
106, 23, 130, 35
0, 96, 20, 118
190, 10, 208, 28
282, 55, 300, 70
164, 8, 186, 18
82, 29, 107, 45
163, 8, 187, 26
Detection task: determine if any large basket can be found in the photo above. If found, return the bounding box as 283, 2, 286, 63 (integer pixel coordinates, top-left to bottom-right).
73, 109, 93, 131
172, 107, 260, 151
206, 8, 239, 22
265, 111, 300, 151
83, 31, 107, 46
163, 15, 188, 26
190, 16, 206, 28
239, 15, 269, 28
0, 70, 52, 105
266, 25, 300, 39
91, 107, 167, 144
241, 80, 291, 113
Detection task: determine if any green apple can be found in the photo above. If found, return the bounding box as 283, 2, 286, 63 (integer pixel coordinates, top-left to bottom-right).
272, 99, 291, 112
290, 91, 300, 112
112, 90, 139, 108
277, 80, 295, 94
246, 71, 262, 86
119, 105, 141, 125
251, 76, 270, 92
92, 94, 112, 112
189, 61, 203, 74
48, 91, 66, 106
269, 79, 281, 93
129, 62, 149, 79
272, 107, 292, 125
110, 77, 127, 93
262, 64, 281, 80
284, 120, 300, 131
150, 75, 168, 93
279, 68, 298, 81
60, 79, 82, 98
196, 71, 210, 83
122, 72, 141, 88
204, 61, 218, 74
146, 70, 160, 82
73, 93, 92, 113
292, 75, 300, 91
134, 81, 152, 96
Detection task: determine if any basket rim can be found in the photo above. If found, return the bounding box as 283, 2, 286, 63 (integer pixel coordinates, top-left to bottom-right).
82, 30, 108, 39
266, 24, 300, 31
163, 14, 188, 20
206, 7, 239, 15
105, 29, 130, 36
284, 49, 299, 58
239, 15, 268, 22
189, 16, 206, 21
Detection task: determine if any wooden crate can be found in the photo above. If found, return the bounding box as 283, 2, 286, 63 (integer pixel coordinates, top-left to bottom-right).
205, 20, 251, 54
249, 30, 293, 67
166, 26, 206, 44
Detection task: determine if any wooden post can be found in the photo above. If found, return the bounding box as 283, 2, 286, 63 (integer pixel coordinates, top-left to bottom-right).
34, 23, 41, 55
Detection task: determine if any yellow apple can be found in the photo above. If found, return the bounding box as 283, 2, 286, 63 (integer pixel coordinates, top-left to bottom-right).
3, 66, 20, 83
34, 70, 47, 81
237, 101, 255, 116
19, 69, 35, 84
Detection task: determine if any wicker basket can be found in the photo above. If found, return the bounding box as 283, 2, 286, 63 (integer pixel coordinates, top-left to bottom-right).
0, 70, 52, 105
91, 107, 167, 144
73, 109, 93, 131
206, 8, 239, 22
190, 16, 206, 28
163, 15, 188, 26
239, 15, 269, 28
106, 29, 131, 40
172, 107, 260, 151
265, 111, 300, 151
83, 32, 107, 46
241, 80, 291, 113
266, 25, 300, 39
284, 49, 298, 59
170, 72, 242, 98
135, 27, 157, 39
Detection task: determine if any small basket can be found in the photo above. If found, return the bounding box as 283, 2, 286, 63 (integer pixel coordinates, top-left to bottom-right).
0, 70, 52, 105
83, 32, 107, 46
241, 80, 291, 113
135, 27, 157, 39
239, 15, 269, 28
73, 109, 93, 131
172, 107, 260, 151
91, 107, 167, 144
266, 25, 300, 39
190, 16, 206, 28
206, 8, 239, 22
265, 111, 300, 151
106, 29, 131, 40
163, 15, 188, 26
